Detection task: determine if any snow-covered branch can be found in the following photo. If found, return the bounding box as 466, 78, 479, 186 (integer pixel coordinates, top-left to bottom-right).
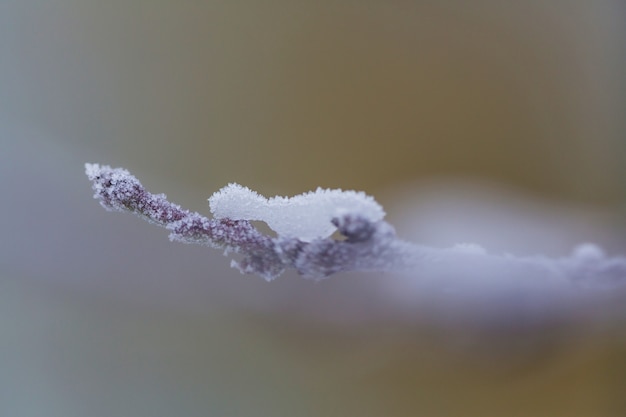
85, 163, 426, 280
85, 164, 626, 293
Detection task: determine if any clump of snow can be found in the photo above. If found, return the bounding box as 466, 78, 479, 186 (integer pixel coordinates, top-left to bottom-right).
571, 243, 605, 261
208, 183, 385, 242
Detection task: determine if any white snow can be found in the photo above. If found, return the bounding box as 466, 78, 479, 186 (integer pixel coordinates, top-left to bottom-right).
208, 183, 385, 241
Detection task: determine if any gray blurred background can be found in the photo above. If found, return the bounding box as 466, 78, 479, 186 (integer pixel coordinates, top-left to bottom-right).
1, 1, 626, 416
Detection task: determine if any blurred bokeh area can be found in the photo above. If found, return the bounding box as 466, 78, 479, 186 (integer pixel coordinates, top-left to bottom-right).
1, 1, 626, 416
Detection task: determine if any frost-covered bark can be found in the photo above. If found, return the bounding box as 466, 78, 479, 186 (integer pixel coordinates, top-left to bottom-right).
85, 163, 425, 280
85, 163, 626, 292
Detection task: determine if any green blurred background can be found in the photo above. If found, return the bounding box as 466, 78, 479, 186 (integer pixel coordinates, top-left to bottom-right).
1, 1, 625, 416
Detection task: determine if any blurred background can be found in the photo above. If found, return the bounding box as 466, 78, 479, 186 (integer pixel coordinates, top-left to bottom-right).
1, 1, 625, 416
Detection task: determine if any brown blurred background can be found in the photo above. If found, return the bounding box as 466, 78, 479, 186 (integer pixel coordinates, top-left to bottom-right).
1, 1, 625, 416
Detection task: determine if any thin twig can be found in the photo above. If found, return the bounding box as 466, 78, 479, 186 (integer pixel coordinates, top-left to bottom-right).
85, 163, 426, 280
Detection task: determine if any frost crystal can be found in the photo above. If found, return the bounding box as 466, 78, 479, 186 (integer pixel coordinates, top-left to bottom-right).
209, 183, 385, 242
